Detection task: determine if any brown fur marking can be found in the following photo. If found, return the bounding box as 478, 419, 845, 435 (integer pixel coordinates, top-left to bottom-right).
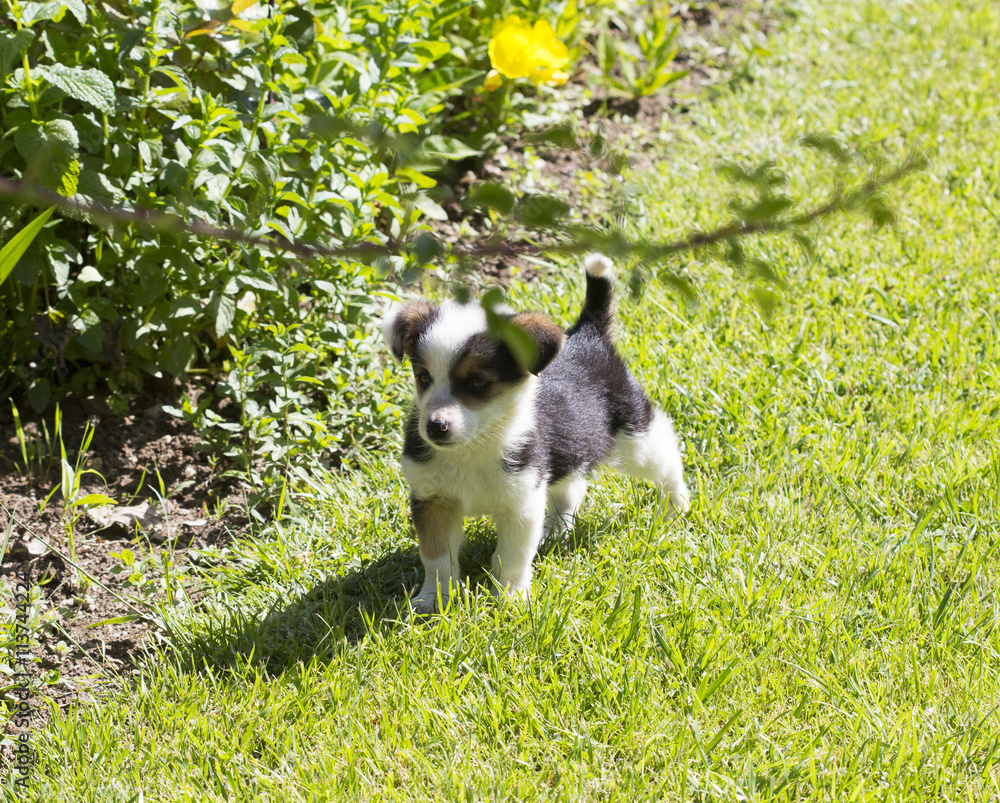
410, 496, 462, 560
389, 301, 438, 361
509, 312, 565, 374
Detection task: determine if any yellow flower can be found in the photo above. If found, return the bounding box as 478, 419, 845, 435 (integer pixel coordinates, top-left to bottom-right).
482, 69, 503, 92
548, 69, 570, 87
488, 16, 569, 86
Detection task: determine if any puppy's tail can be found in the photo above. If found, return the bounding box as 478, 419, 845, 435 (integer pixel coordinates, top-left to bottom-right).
571, 254, 615, 335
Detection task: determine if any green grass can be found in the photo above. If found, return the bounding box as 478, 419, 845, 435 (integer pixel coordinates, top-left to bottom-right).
9, 0, 1000, 799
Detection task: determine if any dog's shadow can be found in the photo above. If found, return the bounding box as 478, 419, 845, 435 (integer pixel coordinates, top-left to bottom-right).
179, 518, 603, 676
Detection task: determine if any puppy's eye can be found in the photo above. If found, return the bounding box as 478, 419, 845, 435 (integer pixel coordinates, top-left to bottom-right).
469, 376, 490, 390
416, 372, 432, 388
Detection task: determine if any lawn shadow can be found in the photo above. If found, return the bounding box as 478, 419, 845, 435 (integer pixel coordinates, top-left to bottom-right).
173, 545, 423, 676
173, 514, 607, 677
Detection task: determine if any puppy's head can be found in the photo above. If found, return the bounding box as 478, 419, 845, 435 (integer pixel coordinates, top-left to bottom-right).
382, 299, 564, 449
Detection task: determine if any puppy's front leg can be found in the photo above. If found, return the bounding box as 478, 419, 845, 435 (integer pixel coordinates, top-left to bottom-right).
411, 495, 465, 613
491, 489, 547, 601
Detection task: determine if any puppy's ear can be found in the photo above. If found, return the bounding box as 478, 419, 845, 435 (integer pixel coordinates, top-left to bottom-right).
510, 312, 565, 375
381, 300, 438, 362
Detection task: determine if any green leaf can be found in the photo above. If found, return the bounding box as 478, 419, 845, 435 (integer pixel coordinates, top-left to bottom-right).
866, 194, 896, 229
75, 265, 103, 285
20, 0, 85, 25
518, 194, 571, 228
791, 232, 815, 260
413, 193, 447, 221
283, 7, 316, 51
117, 27, 145, 64
482, 290, 538, 373
214, 294, 237, 340
27, 377, 51, 413
161, 338, 194, 377
42, 64, 116, 114
488, 314, 538, 375
409, 39, 451, 66
236, 271, 279, 293
15, 119, 80, 195
619, 53, 636, 88
419, 135, 481, 161
751, 284, 779, 320
396, 166, 436, 188
466, 182, 516, 216
413, 232, 443, 264
0, 30, 35, 77
151, 65, 193, 101
523, 122, 578, 150
15, 118, 79, 158
326, 51, 366, 75
87, 614, 141, 628
643, 68, 689, 93
64, 0, 87, 23
597, 31, 616, 76
0, 208, 56, 287
801, 133, 852, 164
69, 493, 117, 507
659, 271, 697, 305
717, 160, 785, 188
415, 67, 481, 95
731, 195, 794, 223
11, 239, 43, 285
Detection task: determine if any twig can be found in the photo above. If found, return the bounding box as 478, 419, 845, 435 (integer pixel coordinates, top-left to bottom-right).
0, 153, 926, 266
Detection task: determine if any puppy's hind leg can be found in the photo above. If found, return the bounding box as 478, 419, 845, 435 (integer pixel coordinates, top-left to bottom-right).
411, 496, 466, 613
610, 409, 690, 517
542, 472, 588, 542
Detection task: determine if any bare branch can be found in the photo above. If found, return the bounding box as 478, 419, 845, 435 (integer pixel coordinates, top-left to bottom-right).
0, 153, 926, 267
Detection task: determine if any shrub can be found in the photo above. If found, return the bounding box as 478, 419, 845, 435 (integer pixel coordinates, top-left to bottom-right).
0, 0, 622, 502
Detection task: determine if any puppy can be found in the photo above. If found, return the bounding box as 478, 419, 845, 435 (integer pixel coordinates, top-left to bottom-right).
382, 255, 689, 612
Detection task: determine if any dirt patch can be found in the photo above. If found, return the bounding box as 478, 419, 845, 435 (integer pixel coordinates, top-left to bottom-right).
0, 398, 248, 713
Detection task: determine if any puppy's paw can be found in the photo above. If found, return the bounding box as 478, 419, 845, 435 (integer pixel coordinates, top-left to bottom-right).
410, 578, 463, 615
668, 488, 690, 515
410, 594, 438, 615
654, 484, 690, 524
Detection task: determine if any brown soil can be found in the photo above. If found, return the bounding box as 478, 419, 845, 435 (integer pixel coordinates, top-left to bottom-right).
0, 399, 248, 712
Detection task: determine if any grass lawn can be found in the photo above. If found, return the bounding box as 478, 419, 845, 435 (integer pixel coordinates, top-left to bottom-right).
10, 0, 1000, 799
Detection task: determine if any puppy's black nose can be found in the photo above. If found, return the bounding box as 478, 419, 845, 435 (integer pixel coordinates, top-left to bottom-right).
426, 418, 451, 443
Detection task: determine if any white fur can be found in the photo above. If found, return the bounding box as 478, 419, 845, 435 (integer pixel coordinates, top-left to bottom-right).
412, 302, 537, 451
608, 409, 690, 513
421, 302, 488, 377
585, 253, 614, 278
403, 392, 539, 515
404, 435, 546, 610
542, 472, 589, 540
491, 491, 548, 597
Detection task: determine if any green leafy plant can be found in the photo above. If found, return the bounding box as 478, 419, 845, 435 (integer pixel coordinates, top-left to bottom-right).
0, 0, 633, 508
9, 399, 59, 487
0, 205, 54, 285
38, 405, 116, 589
0, 0, 485, 409
595, 13, 688, 101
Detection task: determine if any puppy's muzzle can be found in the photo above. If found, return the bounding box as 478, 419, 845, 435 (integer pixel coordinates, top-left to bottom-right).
425, 416, 452, 445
